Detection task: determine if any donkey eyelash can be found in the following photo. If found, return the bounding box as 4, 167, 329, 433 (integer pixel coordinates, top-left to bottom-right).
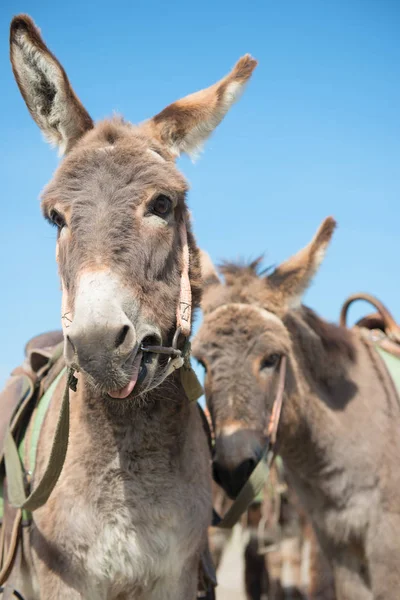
45, 209, 66, 229
44, 213, 57, 227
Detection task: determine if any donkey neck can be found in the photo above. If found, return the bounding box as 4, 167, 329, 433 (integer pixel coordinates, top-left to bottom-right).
74, 370, 191, 463
278, 315, 400, 515
277, 308, 355, 462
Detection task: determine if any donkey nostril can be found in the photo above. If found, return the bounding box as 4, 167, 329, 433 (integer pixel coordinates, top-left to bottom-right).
240, 458, 257, 480
212, 462, 224, 488
141, 334, 162, 349
115, 325, 130, 349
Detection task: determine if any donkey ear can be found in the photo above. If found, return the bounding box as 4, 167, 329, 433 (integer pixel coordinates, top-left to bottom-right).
200, 250, 220, 289
142, 55, 257, 159
268, 217, 337, 308
10, 15, 93, 154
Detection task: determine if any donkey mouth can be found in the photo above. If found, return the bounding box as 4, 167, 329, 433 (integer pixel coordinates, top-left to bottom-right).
108, 351, 144, 399
108, 337, 158, 399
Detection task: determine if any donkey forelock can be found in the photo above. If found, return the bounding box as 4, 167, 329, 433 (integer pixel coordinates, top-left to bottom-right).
10, 14, 257, 398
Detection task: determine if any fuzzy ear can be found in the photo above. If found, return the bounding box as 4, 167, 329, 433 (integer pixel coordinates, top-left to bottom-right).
200, 250, 221, 289
199, 250, 222, 314
10, 15, 93, 154
142, 55, 257, 159
268, 217, 337, 308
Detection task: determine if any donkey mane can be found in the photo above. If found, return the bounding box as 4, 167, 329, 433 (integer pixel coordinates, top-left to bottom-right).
218, 256, 273, 280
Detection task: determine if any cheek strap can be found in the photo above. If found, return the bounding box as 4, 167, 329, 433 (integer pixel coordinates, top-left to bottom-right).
176, 219, 192, 338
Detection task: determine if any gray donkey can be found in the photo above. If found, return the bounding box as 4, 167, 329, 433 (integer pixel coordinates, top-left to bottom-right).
3, 13, 257, 600
193, 218, 400, 600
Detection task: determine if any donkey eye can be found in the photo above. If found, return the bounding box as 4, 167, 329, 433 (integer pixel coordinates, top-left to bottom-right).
260, 353, 280, 371
49, 209, 66, 230
151, 195, 172, 217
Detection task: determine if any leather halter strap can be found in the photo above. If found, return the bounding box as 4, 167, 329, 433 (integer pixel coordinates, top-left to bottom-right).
138, 218, 200, 392
266, 354, 287, 446
177, 220, 192, 337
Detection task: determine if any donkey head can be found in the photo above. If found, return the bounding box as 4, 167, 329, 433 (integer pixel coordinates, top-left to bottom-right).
193, 218, 337, 498
10, 15, 257, 399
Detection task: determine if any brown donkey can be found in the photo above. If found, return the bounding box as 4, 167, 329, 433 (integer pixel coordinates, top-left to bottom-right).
193, 218, 400, 600
6, 14, 257, 599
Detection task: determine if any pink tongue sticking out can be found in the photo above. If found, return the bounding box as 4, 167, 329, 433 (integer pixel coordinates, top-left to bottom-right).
109, 351, 143, 399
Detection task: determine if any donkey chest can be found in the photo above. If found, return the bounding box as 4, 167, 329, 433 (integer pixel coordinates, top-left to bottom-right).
54, 465, 208, 592
34, 402, 210, 594
85, 505, 187, 587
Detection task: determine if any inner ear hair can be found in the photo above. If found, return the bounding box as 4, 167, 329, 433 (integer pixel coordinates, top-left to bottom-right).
10, 14, 93, 153
142, 54, 257, 159
268, 217, 337, 308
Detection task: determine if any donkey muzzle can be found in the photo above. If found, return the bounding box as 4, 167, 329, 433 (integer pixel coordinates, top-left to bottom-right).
63, 270, 162, 389
212, 427, 263, 499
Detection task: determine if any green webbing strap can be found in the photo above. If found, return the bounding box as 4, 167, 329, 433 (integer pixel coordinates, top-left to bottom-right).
178, 341, 204, 404
375, 346, 400, 398
27, 369, 66, 475
180, 365, 204, 403
4, 368, 71, 512
213, 447, 274, 530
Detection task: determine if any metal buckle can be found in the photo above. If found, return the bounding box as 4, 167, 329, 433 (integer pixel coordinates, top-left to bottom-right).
140, 326, 183, 359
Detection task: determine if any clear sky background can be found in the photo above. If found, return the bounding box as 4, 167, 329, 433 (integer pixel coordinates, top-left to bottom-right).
0, 0, 399, 389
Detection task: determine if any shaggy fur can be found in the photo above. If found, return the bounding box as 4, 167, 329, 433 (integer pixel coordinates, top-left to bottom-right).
194, 219, 400, 600
8, 13, 257, 600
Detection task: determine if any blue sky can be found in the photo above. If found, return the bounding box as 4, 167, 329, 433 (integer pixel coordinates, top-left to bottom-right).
0, 0, 399, 389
